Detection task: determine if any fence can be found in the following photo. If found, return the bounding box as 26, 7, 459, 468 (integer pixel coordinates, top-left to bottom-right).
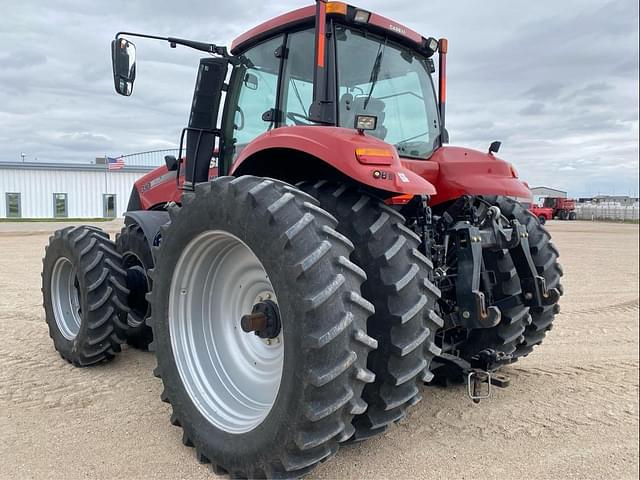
576, 203, 639, 222
122, 149, 180, 167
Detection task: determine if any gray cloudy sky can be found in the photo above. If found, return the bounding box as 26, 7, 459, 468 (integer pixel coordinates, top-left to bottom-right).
1, 0, 638, 196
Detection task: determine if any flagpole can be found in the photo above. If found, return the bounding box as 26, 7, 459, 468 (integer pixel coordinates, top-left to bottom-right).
104, 154, 108, 203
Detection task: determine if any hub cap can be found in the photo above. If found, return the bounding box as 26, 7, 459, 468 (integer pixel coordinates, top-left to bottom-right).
169, 230, 284, 434
51, 256, 82, 340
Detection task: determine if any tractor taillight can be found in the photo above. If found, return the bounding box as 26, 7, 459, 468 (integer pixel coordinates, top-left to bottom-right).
355, 147, 394, 165
326, 1, 348, 15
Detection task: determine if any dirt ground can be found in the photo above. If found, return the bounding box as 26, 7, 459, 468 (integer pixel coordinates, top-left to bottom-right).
0, 220, 638, 479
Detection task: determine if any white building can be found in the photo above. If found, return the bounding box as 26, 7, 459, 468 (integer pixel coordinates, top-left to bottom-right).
529, 186, 567, 207
0, 161, 154, 219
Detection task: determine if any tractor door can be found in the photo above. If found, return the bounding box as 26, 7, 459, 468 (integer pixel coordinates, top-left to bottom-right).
220, 35, 284, 171
220, 29, 318, 175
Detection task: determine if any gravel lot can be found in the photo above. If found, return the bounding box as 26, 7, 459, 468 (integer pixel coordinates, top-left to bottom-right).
0, 220, 638, 479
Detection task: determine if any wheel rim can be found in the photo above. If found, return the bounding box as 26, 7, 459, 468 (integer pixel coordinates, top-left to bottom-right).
169, 230, 284, 434
51, 256, 82, 340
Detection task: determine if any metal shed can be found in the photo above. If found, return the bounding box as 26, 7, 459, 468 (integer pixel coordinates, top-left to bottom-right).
0, 161, 153, 219
529, 186, 567, 206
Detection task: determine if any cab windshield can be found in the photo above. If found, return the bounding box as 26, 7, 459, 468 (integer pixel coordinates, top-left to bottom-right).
335, 25, 441, 159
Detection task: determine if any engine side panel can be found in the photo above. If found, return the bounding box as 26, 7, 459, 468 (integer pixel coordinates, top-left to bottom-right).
402, 146, 532, 206
131, 164, 218, 210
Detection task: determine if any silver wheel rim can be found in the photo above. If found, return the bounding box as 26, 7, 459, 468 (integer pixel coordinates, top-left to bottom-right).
169, 230, 284, 434
51, 256, 82, 340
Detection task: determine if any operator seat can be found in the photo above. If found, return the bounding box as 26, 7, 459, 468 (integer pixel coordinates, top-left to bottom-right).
339, 93, 388, 140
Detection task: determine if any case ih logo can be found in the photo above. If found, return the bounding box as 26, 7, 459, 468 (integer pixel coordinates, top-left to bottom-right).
389, 24, 407, 35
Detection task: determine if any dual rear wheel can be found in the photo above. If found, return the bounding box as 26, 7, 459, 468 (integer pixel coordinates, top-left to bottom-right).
148, 177, 443, 476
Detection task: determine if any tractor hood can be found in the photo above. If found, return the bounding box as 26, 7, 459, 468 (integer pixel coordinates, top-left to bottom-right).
401, 146, 532, 206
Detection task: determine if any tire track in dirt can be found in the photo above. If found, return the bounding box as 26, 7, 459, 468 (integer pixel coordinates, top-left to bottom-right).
562, 299, 639, 317
406, 359, 638, 441
550, 300, 639, 341
0, 315, 155, 412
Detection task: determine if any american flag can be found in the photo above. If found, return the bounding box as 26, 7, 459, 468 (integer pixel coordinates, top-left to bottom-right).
107, 156, 125, 170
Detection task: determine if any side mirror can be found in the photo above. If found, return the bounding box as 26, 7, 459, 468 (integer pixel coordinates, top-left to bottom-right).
244, 73, 258, 90
164, 155, 178, 171
111, 38, 136, 96
489, 140, 501, 155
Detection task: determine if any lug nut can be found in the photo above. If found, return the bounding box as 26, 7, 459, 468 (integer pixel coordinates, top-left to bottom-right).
462, 311, 471, 319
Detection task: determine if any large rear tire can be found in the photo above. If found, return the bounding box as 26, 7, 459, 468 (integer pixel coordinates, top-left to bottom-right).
149, 176, 377, 478
487, 196, 563, 358
116, 223, 154, 350
42, 226, 129, 366
299, 181, 442, 441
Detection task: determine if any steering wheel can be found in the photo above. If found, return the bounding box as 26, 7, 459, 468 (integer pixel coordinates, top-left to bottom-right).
286, 111, 313, 126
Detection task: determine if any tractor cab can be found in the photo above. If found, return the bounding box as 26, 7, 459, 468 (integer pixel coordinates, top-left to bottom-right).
226, 16, 442, 158
111, 1, 447, 192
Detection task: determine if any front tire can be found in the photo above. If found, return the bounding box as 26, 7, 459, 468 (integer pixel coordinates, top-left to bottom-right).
149, 176, 377, 477
116, 223, 154, 350
42, 226, 129, 366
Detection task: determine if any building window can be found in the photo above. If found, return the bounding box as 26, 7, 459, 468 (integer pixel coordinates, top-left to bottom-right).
5, 193, 21, 218
53, 193, 68, 218
103, 194, 116, 218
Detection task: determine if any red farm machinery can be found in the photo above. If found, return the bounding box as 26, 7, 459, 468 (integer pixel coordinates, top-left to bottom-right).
531, 197, 577, 223
41, 2, 563, 477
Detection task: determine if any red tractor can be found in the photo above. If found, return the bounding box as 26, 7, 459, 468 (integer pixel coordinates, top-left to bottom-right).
41, 2, 562, 477
530, 197, 576, 223
543, 197, 577, 220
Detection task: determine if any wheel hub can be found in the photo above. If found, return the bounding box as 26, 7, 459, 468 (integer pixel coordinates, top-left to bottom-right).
240, 300, 281, 339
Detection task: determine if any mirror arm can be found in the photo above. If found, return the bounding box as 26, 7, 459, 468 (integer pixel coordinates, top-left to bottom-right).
115, 32, 230, 57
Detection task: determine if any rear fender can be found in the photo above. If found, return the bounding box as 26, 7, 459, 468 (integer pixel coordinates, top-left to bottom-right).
403, 146, 531, 206
123, 210, 170, 253
230, 126, 436, 196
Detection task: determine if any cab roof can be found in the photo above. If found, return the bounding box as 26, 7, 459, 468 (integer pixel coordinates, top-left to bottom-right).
230, 3, 426, 54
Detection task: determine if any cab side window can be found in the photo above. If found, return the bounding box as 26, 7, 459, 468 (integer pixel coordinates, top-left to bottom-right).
232, 36, 283, 159
281, 29, 315, 126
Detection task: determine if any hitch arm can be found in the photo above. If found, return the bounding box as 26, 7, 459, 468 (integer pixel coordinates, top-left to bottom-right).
509, 222, 560, 307
452, 223, 501, 329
